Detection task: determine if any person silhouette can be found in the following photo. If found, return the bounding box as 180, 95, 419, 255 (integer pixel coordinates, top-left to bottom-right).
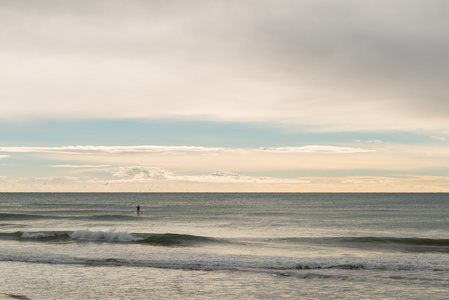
136, 205, 140, 214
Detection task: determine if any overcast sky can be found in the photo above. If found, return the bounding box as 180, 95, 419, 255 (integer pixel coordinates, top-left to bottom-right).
1, 0, 449, 192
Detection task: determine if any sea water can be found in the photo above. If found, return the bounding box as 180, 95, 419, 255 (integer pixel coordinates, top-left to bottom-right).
0, 193, 448, 299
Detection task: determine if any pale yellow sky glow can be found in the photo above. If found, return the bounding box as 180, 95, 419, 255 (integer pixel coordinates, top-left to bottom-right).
1, 0, 449, 192
1, 143, 449, 192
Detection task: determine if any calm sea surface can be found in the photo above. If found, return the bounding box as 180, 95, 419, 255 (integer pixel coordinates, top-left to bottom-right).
1, 193, 448, 299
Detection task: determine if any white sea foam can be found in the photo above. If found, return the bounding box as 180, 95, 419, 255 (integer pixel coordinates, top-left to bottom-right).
21, 232, 54, 239
69, 229, 142, 242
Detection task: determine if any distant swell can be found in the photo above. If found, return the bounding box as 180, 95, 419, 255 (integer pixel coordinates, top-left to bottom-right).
83, 215, 140, 221
331, 237, 449, 247
0, 213, 145, 221
0, 213, 47, 220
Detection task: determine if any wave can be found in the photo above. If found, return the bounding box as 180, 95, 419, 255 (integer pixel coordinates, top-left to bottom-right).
0, 230, 222, 247
2, 230, 449, 252
1, 252, 448, 275
83, 214, 139, 221
2, 228, 449, 252
0, 213, 47, 220
141, 233, 218, 246
328, 236, 449, 247
279, 236, 449, 253
294, 262, 415, 271
70, 229, 145, 243
0, 212, 144, 222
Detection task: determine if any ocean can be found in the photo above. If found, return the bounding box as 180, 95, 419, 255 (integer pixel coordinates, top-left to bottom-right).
0, 193, 448, 299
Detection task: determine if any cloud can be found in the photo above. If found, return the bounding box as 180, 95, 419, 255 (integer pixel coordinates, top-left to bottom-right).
110, 166, 308, 184
112, 166, 174, 181
17, 176, 80, 184
3, 173, 449, 192
261, 146, 372, 154
49, 164, 111, 168
194, 171, 310, 184
0, 155, 10, 160
1, 1, 449, 132
431, 136, 447, 141
0, 145, 227, 154
0, 145, 372, 155
2, 143, 449, 176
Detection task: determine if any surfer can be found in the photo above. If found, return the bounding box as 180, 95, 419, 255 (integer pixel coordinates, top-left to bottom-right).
136, 205, 140, 214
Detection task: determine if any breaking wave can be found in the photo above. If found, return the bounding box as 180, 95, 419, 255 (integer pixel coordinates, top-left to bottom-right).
2, 230, 449, 252
0, 230, 221, 247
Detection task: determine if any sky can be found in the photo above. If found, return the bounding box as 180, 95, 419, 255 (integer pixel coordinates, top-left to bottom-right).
1, 0, 449, 192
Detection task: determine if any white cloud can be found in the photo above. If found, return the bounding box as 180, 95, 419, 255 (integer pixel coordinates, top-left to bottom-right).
0, 145, 372, 155
0, 155, 10, 159
0, 145, 227, 154
191, 171, 310, 184
49, 164, 111, 168
112, 166, 174, 181
431, 136, 446, 141
17, 176, 80, 184
3, 143, 449, 176
109, 166, 308, 184
261, 146, 372, 154
3, 173, 449, 192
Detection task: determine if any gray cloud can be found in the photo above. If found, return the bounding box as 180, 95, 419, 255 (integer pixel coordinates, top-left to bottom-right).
1, 0, 449, 131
